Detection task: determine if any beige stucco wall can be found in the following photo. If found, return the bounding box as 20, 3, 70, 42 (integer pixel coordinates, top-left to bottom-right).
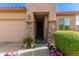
25, 3, 56, 40
56, 15, 76, 31
76, 25, 79, 31
26, 3, 56, 21
0, 12, 26, 42
0, 12, 26, 19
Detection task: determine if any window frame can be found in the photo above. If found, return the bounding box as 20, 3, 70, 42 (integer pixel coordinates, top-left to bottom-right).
59, 17, 70, 30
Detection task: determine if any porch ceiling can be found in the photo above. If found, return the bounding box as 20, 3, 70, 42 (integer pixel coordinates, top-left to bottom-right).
34, 12, 49, 16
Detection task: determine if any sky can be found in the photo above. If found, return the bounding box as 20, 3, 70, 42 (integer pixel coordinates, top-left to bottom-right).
0, 3, 79, 12
56, 3, 79, 12
0, 3, 79, 25
56, 3, 79, 25
0, 3, 25, 7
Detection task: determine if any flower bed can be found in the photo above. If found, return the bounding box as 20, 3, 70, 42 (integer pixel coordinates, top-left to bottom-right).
4, 52, 20, 56
48, 44, 63, 56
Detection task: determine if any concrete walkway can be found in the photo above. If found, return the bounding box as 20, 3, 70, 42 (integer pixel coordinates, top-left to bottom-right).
0, 42, 50, 56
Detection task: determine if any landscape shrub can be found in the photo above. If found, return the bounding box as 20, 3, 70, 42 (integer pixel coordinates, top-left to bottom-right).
53, 30, 79, 55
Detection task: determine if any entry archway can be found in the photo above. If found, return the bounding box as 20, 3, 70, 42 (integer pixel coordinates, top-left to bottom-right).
34, 12, 48, 43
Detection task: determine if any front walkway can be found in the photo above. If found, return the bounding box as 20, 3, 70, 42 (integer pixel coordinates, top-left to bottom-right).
0, 42, 50, 56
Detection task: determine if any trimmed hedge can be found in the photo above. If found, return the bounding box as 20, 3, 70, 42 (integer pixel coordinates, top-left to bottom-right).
53, 30, 79, 56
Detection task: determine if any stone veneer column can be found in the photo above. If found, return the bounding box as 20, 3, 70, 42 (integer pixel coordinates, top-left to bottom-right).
48, 21, 56, 40
25, 21, 35, 40
25, 10, 35, 41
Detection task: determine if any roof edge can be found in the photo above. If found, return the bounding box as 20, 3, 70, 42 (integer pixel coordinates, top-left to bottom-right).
56, 11, 79, 16
0, 7, 26, 12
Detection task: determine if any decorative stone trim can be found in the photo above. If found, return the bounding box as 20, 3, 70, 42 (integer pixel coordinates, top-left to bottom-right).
48, 21, 56, 40
25, 21, 35, 40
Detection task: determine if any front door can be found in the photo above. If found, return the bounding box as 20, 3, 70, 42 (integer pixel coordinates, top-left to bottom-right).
34, 12, 48, 43
35, 16, 44, 40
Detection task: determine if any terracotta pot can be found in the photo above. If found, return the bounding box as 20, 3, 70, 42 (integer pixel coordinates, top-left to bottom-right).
23, 44, 27, 48
27, 44, 31, 48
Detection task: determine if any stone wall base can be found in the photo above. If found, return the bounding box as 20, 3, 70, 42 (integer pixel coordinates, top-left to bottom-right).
47, 21, 56, 40
25, 21, 35, 40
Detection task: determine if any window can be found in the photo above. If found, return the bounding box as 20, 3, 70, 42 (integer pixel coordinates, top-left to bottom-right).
59, 18, 70, 30
59, 18, 64, 30
76, 16, 79, 31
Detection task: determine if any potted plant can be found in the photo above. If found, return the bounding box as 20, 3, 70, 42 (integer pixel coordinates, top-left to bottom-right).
26, 36, 33, 48
31, 43, 36, 48
22, 36, 36, 48
23, 38, 27, 48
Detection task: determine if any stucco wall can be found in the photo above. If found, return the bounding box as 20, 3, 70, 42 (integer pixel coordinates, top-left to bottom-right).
26, 3, 56, 21
25, 3, 56, 40
0, 12, 26, 19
